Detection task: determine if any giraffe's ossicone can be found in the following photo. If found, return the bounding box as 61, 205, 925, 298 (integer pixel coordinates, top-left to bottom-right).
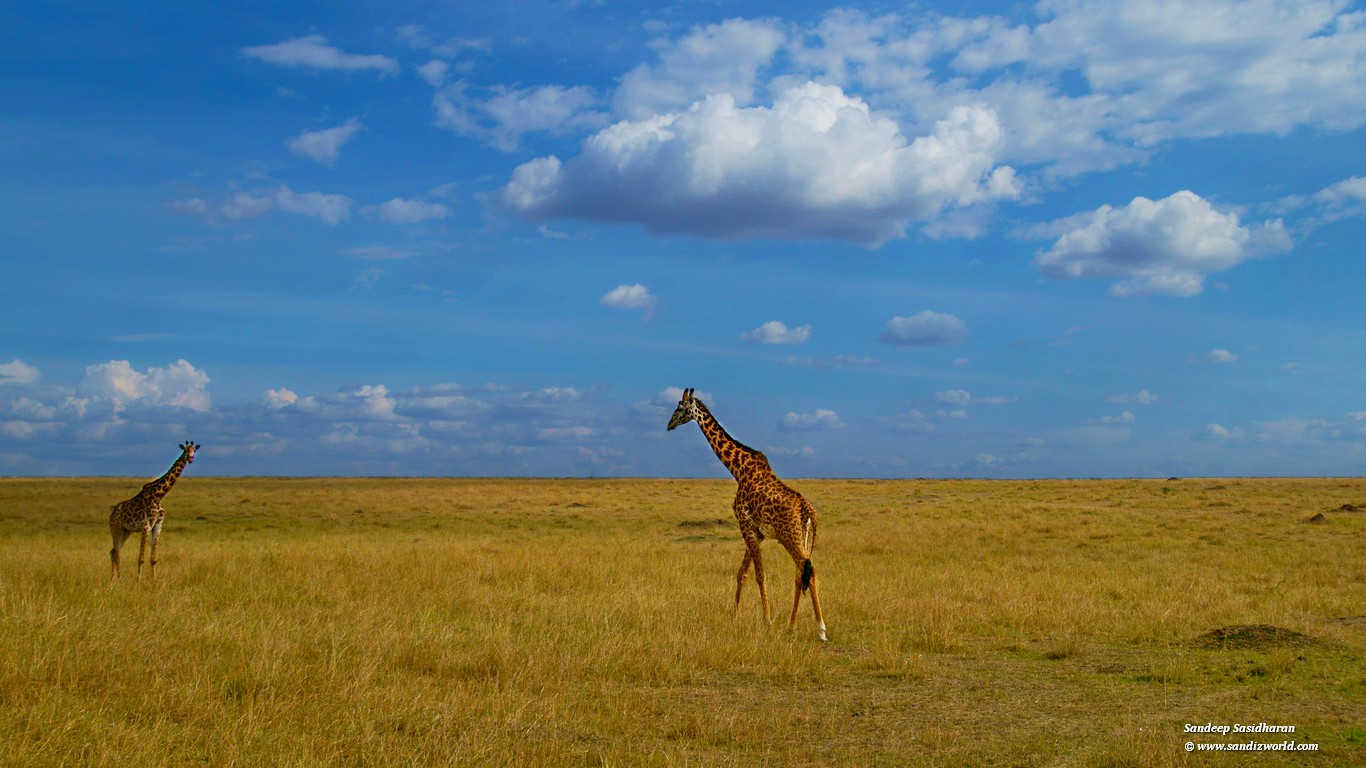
668, 388, 828, 641
108, 441, 199, 580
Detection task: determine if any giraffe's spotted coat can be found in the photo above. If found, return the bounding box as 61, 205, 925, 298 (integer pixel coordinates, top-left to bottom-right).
108, 441, 198, 580
668, 389, 828, 641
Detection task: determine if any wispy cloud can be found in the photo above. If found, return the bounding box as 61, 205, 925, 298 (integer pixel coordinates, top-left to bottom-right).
1274, 175, 1366, 232
360, 198, 451, 224
779, 409, 844, 431
1090, 411, 1136, 426
780, 355, 875, 369
395, 25, 491, 59
432, 82, 608, 151
287, 118, 364, 166
1205, 423, 1245, 440
242, 35, 399, 77
879, 311, 968, 347
274, 187, 353, 224
1106, 390, 1158, 405
934, 389, 972, 407
171, 186, 354, 225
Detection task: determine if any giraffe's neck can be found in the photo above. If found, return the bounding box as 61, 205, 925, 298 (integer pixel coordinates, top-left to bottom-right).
693, 401, 761, 481
142, 453, 189, 501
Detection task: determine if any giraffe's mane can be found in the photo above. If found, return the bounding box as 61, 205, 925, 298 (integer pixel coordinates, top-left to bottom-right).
695, 399, 763, 458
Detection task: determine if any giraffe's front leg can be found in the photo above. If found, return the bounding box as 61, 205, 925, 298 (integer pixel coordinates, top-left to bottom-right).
148, 518, 163, 579
742, 530, 771, 624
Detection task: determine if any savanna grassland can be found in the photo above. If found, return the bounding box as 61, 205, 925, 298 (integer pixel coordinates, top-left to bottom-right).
1, 477, 1363, 767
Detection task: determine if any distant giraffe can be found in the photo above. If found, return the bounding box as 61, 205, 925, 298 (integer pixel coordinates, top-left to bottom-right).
668, 389, 828, 641
109, 441, 199, 580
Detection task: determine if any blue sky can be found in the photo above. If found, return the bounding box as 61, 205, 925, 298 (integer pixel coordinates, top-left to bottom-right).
3, 0, 1365, 478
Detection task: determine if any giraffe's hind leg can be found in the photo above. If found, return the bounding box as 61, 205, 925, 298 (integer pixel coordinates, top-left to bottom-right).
136, 525, 150, 580
808, 565, 828, 642
779, 538, 827, 641
109, 522, 132, 580
734, 548, 753, 613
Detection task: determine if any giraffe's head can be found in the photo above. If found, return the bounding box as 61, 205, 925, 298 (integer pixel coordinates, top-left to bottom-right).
179, 441, 200, 463
666, 388, 699, 431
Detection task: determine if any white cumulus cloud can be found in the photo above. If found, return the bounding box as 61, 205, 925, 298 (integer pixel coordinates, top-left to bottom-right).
600, 284, 657, 315
265, 388, 302, 410
351, 384, 397, 419
742, 321, 812, 345
499, 83, 1019, 247
1034, 190, 1292, 296
0, 359, 40, 386
612, 18, 787, 120
78, 359, 211, 412
787, 3, 1366, 175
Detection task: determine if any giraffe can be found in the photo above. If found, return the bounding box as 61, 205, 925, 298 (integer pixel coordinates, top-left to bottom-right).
667, 388, 828, 641
108, 441, 199, 580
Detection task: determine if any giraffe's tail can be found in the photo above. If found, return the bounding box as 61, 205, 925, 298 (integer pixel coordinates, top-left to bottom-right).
801, 512, 816, 592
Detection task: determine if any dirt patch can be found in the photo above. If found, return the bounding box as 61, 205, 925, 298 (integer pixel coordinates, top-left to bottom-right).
1304, 512, 1326, 523
1337, 503, 1360, 512
1195, 624, 1319, 650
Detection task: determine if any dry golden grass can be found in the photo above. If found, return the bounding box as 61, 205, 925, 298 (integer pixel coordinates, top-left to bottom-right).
1, 477, 1363, 766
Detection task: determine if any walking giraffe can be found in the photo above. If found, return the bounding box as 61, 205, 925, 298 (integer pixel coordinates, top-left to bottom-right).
108, 441, 199, 580
667, 388, 828, 641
